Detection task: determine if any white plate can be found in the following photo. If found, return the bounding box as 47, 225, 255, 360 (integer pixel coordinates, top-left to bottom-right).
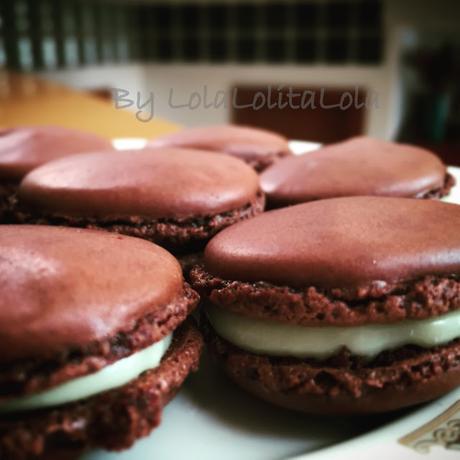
84, 140, 460, 460
112, 137, 148, 150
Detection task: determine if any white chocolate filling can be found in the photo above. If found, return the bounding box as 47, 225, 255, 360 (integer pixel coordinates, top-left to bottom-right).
207, 306, 460, 359
0, 334, 172, 413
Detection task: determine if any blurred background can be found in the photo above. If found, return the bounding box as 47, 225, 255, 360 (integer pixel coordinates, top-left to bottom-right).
0, 0, 459, 163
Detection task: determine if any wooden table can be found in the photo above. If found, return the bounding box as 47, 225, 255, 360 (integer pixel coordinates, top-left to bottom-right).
0, 72, 179, 139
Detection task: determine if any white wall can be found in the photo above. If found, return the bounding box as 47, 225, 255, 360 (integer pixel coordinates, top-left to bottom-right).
41, 62, 391, 138
142, 64, 390, 138
38, 63, 149, 100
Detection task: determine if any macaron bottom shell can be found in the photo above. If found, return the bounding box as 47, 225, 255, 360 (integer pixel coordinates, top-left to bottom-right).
204, 318, 460, 415
0, 321, 203, 458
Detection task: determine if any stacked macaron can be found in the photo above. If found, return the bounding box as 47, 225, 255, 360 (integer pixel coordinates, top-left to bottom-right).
13, 148, 263, 270
0, 226, 202, 458
0, 126, 112, 221
191, 197, 460, 414
0, 127, 267, 458
261, 137, 455, 208
149, 124, 293, 172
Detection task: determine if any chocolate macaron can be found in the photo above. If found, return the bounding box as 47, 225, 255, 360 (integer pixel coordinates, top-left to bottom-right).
191, 197, 460, 415
261, 136, 455, 208
0, 126, 111, 221
0, 225, 202, 459
150, 124, 292, 172
15, 148, 264, 262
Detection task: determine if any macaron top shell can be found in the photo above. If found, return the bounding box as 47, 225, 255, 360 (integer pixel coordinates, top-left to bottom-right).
18, 148, 260, 220
0, 225, 184, 361
204, 197, 460, 289
150, 125, 290, 158
260, 137, 447, 206
0, 126, 112, 181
